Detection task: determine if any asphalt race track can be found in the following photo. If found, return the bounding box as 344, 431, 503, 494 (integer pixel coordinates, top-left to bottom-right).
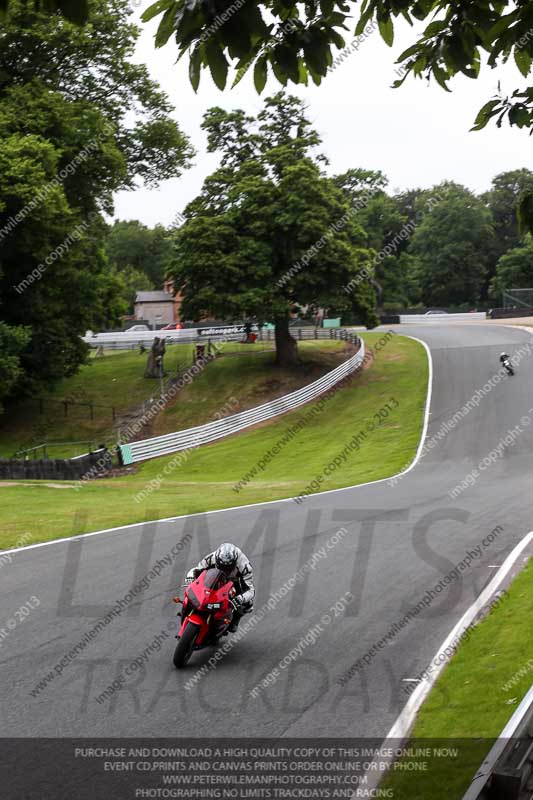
2, 323, 533, 742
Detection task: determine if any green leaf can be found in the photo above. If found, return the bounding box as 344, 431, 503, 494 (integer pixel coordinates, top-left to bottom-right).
423, 20, 447, 38
155, 6, 178, 48
254, 55, 268, 93
330, 12, 348, 27
486, 13, 517, 44
274, 44, 299, 83
414, 0, 437, 19
271, 58, 288, 86
509, 104, 530, 127
142, 0, 174, 24
206, 42, 229, 90
239, 3, 269, 39
398, 42, 422, 61
304, 29, 330, 76
378, 17, 394, 47
189, 46, 201, 92
355, 9, 373, 36
470, 99, 500, 131
330, 30, 345, 50
392, 71, 410, 89
515, 47, 532, 78
232, 56, 254, 88
433, 63, 451, 91
297, 58, 308, 85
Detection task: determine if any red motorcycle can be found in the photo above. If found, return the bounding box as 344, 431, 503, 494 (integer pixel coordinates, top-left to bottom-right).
172, 567, 237, 668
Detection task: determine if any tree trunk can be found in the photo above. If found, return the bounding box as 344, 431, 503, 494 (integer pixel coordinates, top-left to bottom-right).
274, 315, 300, 367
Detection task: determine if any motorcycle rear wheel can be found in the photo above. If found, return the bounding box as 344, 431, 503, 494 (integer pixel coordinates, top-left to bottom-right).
173, 622, 200, 668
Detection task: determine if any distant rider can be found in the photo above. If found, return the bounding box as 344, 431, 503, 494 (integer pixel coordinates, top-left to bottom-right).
185, 543, 255, 631
500, 352, 510, 365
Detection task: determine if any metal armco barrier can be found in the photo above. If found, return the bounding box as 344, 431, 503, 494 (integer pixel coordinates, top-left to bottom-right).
399, 312, 486, 323
119, 338, 364, 465
463, 687, 533, 799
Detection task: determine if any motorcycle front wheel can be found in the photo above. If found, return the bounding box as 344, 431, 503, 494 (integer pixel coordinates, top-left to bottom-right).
173, 622, 200, 669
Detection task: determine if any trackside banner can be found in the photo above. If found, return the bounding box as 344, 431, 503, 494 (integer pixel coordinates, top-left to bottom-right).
197, 325, 259, 337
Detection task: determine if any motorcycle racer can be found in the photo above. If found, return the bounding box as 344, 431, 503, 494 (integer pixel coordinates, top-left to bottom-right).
185, 543, 255, 631
500, 352, 515, 375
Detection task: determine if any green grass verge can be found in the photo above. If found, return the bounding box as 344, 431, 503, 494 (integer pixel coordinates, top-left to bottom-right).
0, 333, 428, 548
0, 344, 190, 458
0, 340, 344, 458
384, 557, 533, 799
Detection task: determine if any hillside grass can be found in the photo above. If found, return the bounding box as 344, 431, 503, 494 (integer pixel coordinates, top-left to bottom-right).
0, 333, 428, 547
0, 340, 345, 459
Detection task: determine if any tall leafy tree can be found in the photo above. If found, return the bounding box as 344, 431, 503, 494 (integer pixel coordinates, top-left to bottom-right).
0, 322, 31, 413
0, 1, 192, 404
394, 189, 425, 223
408, 183, 494, 308
0, 1, 193, 189
333, 169, 388, 203
170, 94, 378, 367
484, 169, 533, 261
110, 265, 154, 313
105, 221, 175, 287
490, 238, 533, 305
359, 193, 413, 308
0, 0, 89, 23
334, 173, 413, 309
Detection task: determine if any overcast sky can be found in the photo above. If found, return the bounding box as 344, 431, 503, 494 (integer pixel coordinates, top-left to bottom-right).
113, 4, 532, 228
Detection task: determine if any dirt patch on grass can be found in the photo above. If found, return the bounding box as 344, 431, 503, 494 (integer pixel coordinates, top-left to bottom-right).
0, 481, 78, 489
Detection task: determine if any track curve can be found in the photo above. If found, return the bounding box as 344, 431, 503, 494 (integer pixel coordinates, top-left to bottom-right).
1, 324, 532, 739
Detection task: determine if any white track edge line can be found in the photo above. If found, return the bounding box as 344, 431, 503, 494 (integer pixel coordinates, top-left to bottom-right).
354, 529, 533, 797
386, 529, 533, 741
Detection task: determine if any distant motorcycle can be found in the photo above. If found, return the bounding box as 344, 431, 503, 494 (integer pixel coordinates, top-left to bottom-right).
501, 356, 515, 376
172, 567, 237, 668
